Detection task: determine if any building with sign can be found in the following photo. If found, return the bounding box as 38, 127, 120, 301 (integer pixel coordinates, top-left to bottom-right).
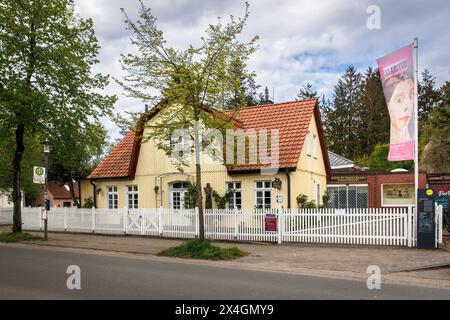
80, 99, 331, 210
327, 151, 427, 208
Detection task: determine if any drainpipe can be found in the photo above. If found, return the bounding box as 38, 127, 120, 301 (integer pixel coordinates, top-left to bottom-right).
284, 169, 291, 209
90, 180, 97, 208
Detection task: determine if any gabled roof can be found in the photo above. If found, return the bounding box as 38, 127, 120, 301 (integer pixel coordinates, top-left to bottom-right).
48, 181, 79, 200
88, 99, 331, 179
327, 151, 361, 170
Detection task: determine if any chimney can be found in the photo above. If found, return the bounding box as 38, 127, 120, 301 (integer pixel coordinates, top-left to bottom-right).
265, 86, 269, 102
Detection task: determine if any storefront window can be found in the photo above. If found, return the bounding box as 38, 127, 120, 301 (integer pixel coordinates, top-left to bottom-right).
382, 183, 415, 206
327, 185, 369, 208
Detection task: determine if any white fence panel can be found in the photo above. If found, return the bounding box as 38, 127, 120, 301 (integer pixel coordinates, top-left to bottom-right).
15, 206, 426, 247
0, 207, 14, 225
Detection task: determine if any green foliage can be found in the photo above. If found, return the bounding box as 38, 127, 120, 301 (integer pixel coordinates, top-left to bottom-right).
183, 181, 198, 209
320, 190, 330, 209
296, 194, 317, 209
420, 80, 450, 173
418, 69, 442, 130
0, 0, 115, 230
212, 189, 234, 209
326, 66, 364, 160
0, 232, 43, 243
158, 239, 248, 260
82, 197, 95, 208
368, 144, 414, 172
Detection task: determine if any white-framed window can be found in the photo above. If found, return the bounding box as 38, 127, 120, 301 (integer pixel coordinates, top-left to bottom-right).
169, 181, 189, 210
107, 186, 118, 209
255, 181, 272, 209
226, 182, 242, 209
127, 185, 138, 209
381, 183, 415, 207
306, 130, 311, 156
313, 134, 317, 159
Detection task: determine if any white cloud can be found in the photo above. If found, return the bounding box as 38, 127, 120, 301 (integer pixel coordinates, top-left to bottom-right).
75, 0, 450, 140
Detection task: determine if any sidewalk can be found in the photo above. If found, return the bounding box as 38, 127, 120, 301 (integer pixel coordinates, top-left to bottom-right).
4, 230, 450, 290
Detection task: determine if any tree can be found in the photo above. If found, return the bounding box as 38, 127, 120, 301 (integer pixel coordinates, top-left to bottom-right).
326, 66, 364, 159
367, 144, 414, 172
358, 67, 390, 157
420, 80, 450, 172
297, 82, 318, 100
225, 56, 260, 108
48, 122, 108, 207
0, 0, 115, 232
117, 1, 258, 240
418, 69, 441, 132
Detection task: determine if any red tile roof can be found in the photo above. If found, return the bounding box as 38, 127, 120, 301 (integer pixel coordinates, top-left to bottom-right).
48, 181, 79, 199
88, 99, 330, 179
88, 131, 140, 179
224, 99, 318, 171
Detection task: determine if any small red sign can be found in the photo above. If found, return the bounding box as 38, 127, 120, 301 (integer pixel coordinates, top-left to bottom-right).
265, 214, 277, 232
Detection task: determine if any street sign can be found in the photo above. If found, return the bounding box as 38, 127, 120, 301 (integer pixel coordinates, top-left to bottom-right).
33, 166, 46, 184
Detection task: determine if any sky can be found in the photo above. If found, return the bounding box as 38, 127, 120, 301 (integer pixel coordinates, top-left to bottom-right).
74, 0, 450, 141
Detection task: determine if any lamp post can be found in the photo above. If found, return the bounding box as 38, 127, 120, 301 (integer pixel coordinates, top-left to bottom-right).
41, 139, 50, 240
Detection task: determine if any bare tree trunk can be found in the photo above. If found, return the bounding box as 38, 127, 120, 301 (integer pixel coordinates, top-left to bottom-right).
68, 174, 80, 208
12, 123, 25, 233
194, 108, 204, 240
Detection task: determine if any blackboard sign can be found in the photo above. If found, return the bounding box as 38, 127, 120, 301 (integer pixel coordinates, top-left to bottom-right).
417, 189, 436, 249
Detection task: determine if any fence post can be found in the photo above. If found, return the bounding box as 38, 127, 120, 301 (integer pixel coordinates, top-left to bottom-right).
92, 206, 96, 233
234, 208, 238, 240
407, 205, 412, 247
158, 206, 163, 236
63, 207, 67, 231
123, 208, 128, 235
195, 207, 200, 238
278, 207, 283, 244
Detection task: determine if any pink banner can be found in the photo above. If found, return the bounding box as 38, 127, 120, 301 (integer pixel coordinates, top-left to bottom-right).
377, 44, 415, 161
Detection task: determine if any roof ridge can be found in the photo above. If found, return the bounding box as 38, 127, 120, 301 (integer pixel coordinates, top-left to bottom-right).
225, 98, 317, 113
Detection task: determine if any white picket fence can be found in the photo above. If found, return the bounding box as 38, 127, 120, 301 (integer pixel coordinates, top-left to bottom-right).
1, 206, 444, 247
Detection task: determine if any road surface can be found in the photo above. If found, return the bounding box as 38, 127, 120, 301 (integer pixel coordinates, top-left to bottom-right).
0, 246, 449, 300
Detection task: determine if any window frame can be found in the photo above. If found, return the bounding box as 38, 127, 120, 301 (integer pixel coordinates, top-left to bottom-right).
107, 186, 118, 209
254, 181, 272, 209
226, 181, 242, 209
126, 185, 139, 210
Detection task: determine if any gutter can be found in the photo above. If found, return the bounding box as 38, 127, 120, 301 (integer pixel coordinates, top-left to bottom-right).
90, 180, 97, 208
284, 169, 292, 209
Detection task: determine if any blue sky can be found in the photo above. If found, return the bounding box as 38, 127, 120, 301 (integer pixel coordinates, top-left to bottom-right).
74, 0, 450, 141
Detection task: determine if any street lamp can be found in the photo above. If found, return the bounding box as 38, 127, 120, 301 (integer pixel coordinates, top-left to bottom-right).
40, 139, 50, 240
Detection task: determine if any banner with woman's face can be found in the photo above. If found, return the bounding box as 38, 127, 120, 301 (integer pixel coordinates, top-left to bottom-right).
377, 44, 415, 161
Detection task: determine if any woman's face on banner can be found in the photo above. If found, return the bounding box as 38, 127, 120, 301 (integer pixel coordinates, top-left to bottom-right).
388, 78, 414, 129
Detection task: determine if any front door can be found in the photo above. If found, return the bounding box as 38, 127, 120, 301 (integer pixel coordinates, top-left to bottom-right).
170, 190, 185, 210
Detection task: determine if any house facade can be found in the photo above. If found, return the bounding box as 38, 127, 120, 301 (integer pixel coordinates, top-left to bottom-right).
80, 99, 331, 210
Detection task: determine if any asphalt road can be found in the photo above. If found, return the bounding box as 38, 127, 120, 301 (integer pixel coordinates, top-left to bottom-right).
0, 246, 449, 300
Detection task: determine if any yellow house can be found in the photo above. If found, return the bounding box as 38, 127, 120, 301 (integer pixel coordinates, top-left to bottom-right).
80, 99, 331, 210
